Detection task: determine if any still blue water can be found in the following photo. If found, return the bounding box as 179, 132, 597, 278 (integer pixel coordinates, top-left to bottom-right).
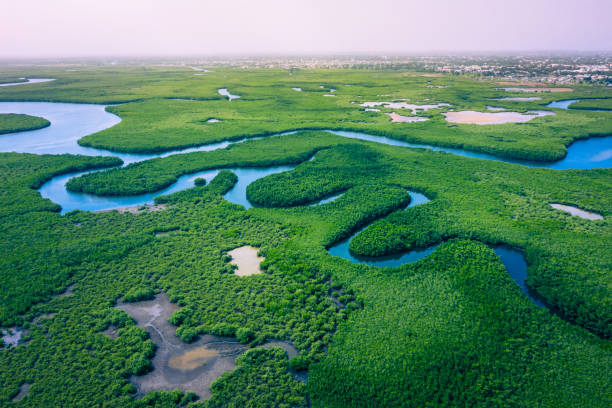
546, 99, 612, 112
493, 246, 546, 307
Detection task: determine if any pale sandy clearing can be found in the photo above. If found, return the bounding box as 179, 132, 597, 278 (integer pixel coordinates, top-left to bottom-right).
444, 110, 554, 125
497, 97, 542, 101
497, 81, 541, 86
12, 383, 30, 402
501, 87, 573, 93
549, 204, 603, 220
361, 101, 450, 114
1, 327, 26, 347
228, 246, 264, 276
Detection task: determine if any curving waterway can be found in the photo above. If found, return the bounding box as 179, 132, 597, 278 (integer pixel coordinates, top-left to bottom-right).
0, 100, 609, 304
0, 100, 609, 212
546, 99, 612, 112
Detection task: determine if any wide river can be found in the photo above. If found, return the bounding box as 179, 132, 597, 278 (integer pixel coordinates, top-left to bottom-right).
0, 101, 608, 306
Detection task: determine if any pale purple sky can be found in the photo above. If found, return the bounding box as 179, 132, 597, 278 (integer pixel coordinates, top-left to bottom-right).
1, 0, 611, 57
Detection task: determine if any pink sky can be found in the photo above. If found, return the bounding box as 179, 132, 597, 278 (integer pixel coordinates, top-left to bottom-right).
1, 0, 611, 57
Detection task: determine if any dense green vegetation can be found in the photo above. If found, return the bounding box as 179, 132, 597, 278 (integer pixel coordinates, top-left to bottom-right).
570, 98, 612, 110
0, 113, 49, 135
199, 348, 307, 408
309, 240, 611, 408
0, 66, 610, 407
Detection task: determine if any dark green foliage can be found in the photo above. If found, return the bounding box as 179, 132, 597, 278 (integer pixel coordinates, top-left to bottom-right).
134, 390, 198, 408
123, 287, 155, 303
193, 177, 206, 186
236, 327, 255, 344
308, 240, 612, 408
288, 355, 310, 372
200, 348, 307, 408
0, 113, 49, 135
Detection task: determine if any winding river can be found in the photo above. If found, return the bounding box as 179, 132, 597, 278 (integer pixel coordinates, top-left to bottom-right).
0, 100, 609, 306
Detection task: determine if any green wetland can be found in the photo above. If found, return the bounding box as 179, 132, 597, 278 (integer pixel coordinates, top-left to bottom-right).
0, 66, 610, 407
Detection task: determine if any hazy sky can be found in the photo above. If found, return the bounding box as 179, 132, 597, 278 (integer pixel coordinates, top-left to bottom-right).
1, 0, 611, 57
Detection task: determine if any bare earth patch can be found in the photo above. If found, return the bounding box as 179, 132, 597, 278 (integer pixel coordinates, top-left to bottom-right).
549, 204, 603, 220
228, 246, 264, 276
95, 204, 168, 215
501, 87, 573, 93
117, 294, 301, 397
1, 327, 26, 347
156, 229, 179, 238
117, 294, 247, 399
103, 326, 119, 339
361, 101, 450, 114
32, 313, 57, 325
497, 97, 542, 101
55, 284, 75, 298
387, 112, 430, 123
12, 383, 30, 402
497, 81, 542, 86
444, 110, 554, 125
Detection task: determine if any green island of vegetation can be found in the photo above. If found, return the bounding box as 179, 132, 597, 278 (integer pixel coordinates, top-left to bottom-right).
0, 64, 610, 408
0, 113, 50, 135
